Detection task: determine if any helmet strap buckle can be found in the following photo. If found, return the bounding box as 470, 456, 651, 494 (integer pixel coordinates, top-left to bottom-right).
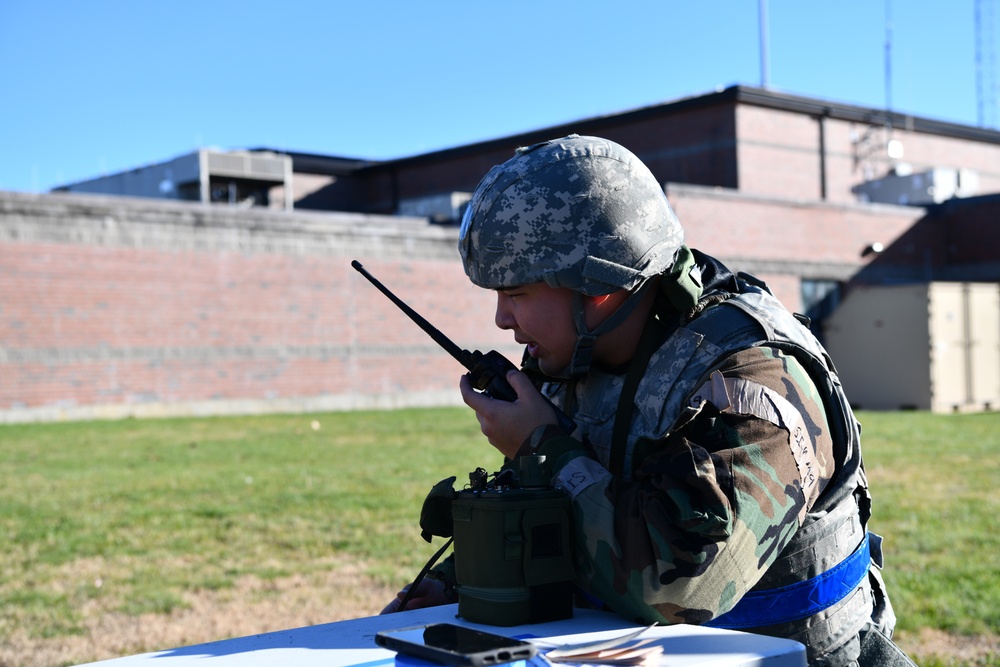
567, 332, 597, 378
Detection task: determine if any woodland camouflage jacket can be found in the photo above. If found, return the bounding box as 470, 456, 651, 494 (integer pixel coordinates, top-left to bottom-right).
516, 251, 886, 664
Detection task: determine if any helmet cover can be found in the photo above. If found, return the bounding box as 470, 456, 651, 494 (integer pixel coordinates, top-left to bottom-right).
459, 134, 684, 296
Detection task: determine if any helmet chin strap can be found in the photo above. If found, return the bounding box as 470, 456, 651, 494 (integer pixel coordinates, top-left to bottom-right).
556, 281, 654, 378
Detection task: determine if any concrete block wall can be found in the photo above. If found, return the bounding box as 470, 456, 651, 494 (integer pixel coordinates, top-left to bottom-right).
0, 191, 519, 423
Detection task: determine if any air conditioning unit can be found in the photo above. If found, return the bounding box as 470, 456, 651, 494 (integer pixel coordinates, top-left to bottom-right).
852, 167, 979, 206
398, 192, 472, 223
205, 151, 290, 181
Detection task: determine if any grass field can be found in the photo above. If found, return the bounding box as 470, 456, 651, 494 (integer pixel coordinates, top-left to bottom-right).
1, 408, 998, 666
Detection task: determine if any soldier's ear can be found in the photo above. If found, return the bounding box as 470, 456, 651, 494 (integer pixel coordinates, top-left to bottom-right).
583, 290, 629, 319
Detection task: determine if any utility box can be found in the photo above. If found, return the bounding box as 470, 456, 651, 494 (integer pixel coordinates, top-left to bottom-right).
824, 283, 1000, 413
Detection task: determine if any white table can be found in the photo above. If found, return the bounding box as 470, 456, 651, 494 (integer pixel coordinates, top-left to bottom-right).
77, 604, 806, 667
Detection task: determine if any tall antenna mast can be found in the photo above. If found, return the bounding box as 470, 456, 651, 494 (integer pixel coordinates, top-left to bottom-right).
976, 0, 998, 128
884, 0, 894, 129
759, 0, 771, 88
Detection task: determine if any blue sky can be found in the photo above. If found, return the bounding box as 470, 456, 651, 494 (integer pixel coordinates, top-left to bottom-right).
0, 0, 993, 193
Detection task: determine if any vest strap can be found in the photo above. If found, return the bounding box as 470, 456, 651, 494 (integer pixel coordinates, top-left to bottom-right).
609, 303, 671, 476
706, 532, 873, 630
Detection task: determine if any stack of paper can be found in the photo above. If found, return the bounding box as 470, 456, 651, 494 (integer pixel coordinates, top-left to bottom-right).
539, 626, 662, 666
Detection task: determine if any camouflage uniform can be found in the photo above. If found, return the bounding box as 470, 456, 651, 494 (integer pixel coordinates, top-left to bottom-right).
457, 136, 911, 666
517, 252, 898, 665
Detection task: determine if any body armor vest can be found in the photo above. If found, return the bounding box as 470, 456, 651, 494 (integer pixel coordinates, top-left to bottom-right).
542, 273, 895, 665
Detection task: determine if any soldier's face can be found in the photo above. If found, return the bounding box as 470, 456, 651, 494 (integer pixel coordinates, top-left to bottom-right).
494, 283, 578, 376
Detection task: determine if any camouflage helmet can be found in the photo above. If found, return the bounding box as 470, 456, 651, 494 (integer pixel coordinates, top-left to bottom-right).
458, 135, 686, 377
459, 134, 684, 296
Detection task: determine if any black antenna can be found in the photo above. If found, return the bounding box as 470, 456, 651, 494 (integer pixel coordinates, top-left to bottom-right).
351, 260, 472, 368
352, 260, 577, 433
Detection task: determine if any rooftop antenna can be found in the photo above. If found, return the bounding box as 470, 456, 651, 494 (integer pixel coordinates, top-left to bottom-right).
884, 0, 894, 129
759, 0, 771, 88
976, 0, 998, 127
882, 0, 906, 167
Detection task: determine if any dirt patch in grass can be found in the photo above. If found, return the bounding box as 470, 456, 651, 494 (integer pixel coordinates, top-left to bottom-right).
896, 627, 1000, 665
1, 560, 399, 667
4, 563, 998, 667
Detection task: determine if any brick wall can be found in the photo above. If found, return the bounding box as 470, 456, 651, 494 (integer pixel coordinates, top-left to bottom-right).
665, 184, 926, 311
0, 186, 965, 423
0, 191, 519, 422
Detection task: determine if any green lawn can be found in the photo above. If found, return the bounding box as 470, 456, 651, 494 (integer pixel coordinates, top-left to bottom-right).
859, 412, 1000, 639
0, 410, 494, 643
1, 409, 998, 665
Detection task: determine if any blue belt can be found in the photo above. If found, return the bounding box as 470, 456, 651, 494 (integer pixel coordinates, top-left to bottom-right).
706, 532, 872, 630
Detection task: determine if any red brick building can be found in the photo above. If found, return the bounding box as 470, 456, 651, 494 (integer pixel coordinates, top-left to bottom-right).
4, 86, 999, 421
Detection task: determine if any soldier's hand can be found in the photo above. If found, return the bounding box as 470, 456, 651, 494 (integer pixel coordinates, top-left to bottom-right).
380, 578, 450, 614
460, 370, 557, 459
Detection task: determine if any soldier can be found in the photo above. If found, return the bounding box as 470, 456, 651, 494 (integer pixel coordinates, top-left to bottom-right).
385, 135, 914, 666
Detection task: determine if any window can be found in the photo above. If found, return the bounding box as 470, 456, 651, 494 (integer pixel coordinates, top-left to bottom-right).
801, 279, 842, 343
